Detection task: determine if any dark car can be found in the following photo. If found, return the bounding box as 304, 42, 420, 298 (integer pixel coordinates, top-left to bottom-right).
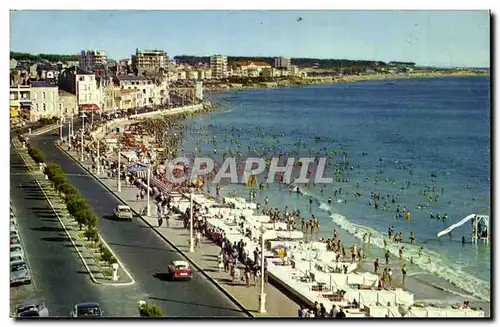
70, 302, 104, 317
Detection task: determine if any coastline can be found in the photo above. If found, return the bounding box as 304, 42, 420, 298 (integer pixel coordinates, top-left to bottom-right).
203, 71, 489, 94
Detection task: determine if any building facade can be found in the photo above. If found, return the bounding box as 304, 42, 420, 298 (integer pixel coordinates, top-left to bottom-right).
210, 55, 228, 79
30, 81, 60, 121
132, 49, 168, 74
59, 66, 101, 112
58, 90, 78, 117
274, 57, 291, 70
79, 50, 107, 72
10, 85, 32, 123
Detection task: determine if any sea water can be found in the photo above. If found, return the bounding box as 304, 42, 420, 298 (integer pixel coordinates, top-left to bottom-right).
180, 76, 490, 303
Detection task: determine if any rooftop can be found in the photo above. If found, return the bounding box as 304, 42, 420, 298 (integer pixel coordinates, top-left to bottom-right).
30, 81, 57, 88
116, 75, 149, 82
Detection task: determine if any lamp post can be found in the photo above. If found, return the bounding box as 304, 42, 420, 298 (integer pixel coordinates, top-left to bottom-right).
80, 113, 87, 162
146, 165, 151, 216
96, 137, 100, 175
189, 188, 194, 252
117, 144, 122, 192
259, 224, 267, 313
70, 113, 74, 137
59, 112, 63, 142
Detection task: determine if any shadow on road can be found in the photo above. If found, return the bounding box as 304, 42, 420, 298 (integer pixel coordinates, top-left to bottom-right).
107, 242, 178, 253
41, 237, 68, 242
31, 226, 64, 232
147, 296, 244, 314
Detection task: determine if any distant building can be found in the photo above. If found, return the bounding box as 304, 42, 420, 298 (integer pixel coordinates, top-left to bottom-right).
210, 55, 228, 79
231, 61, 272, 77
114, 75, 156, 106
36, 63, 60, 81
274, 57, 291, 70
79, 50, 108, 72
132, 49, 168, 74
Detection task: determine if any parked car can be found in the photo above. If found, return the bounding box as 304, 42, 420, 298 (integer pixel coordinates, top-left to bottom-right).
10, 235, 21, 245
10, 230, 19, 237
16, 301, 49, 317
113, 205, 133, 221
70, 302, 104, 317
11, 254, 24, 262
10, 244, 24, 258
167, 260, 193, 281
10, 260, 31, 285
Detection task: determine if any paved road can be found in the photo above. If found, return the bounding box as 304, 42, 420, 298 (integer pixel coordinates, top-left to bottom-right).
10, 147, 142, 317
29, 134, 247, 317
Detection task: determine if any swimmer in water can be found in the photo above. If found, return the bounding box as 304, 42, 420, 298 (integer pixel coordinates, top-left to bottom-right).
328, 197, 332, 204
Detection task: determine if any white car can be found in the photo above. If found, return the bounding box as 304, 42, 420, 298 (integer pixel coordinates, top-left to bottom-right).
11, 235, 21, 245
113, 205, 133, 221
11, 260, 31, 285
10, 244, 24, 258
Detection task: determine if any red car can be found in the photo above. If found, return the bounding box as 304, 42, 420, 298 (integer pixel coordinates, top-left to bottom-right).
167, 260, 193, 281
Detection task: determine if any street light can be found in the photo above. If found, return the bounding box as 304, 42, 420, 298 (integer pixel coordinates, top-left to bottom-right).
117, 144, 122, 193
189, 187, 194, 252
96, 137, 100, 175
146, 165, 151, 217
259, 224, 267, 313
59, 112, 63, 142
80, 113, 87, 162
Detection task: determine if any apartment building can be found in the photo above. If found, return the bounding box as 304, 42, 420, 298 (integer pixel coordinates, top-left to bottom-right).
231, 61, 272, 77
59, 66, 101, 111
274, 57, 291, 70
79, 50, 108, 72
10, 85, 32, 122
132, 49, 168, 74
210, 55, 228, 79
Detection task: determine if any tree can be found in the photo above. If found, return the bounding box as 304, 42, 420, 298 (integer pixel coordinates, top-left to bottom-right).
84, 226, 99, 245
139, 304, 163, 317
74, 208, 94, 230
65, 195, 88, 216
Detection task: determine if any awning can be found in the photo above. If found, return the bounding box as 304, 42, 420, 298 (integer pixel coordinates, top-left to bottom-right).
80, 104, 100, 111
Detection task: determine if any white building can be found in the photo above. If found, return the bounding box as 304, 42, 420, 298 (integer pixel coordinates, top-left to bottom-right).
79, 50, 107, 72
274, 57, 291, 70
30, 81, 59, 120
114, 75, 167, 106
290, 65, 301, 76
132, 49, 168, 74
210, 55, 228, 79
58, 67, 102, 112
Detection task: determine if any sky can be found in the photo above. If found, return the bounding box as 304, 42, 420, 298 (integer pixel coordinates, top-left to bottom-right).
10, 10, 490, 67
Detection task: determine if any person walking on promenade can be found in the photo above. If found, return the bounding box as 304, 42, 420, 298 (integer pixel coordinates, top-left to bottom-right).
374, 258, 380, 275
401, 264, 407, 286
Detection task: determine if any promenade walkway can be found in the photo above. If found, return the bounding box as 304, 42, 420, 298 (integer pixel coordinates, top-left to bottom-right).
61, 146, 302, 317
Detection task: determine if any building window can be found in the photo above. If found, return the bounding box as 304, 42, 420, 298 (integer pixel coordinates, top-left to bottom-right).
34, 92, 38, 101
43, 92, 46, 100
59, 103, 62, 112
43, 103, 46, 111
79, 76, 84, 81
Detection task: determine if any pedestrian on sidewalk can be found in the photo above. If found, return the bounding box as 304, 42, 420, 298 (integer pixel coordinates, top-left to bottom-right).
195, 231, 201, 248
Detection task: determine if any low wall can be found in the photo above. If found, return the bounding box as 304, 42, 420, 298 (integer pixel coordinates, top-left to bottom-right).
90, 104, 204, 139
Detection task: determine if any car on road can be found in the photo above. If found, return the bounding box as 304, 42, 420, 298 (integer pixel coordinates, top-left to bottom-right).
10, 244, 24, 258
113, 205, 133, 221
10, 235, 21, 245
16, 301, 49, 317
167, 260, 193, 281
10, 260, 31, 285
70, 302, 104, 317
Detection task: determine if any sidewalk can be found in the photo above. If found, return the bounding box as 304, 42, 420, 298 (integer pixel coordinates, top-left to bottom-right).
62, 146, 301, 317
13, 140, 133, 286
